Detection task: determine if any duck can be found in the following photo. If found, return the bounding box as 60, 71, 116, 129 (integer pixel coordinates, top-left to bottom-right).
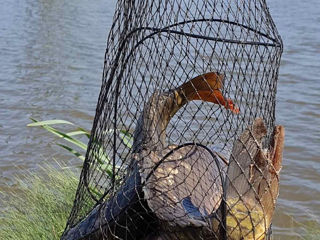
61, 72, 240, 240
129, 72, 239, 239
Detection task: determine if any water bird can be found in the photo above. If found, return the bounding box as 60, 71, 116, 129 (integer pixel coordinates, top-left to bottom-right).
130, 72, 239, 239
61, 72, 240, 240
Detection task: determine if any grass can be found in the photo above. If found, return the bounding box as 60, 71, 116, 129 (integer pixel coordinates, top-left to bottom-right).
0, 118, 133, 240
301, 220, 320, 240
0, 163, 79, 240
0, 118, 131, 239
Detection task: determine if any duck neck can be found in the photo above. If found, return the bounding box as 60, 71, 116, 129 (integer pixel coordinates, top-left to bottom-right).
132, 89, 187, 153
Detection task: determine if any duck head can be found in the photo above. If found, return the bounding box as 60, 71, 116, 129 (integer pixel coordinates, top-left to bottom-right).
133, 72, 239, 152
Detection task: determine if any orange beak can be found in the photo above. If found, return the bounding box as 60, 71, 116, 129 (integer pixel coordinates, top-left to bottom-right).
193, 90, 240, 114
179, 72, 240, 114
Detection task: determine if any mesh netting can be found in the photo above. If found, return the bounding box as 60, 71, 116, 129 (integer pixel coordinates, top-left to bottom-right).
62, 0, 283, 239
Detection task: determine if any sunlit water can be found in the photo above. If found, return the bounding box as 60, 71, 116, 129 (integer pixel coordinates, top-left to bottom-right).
0, 0, 319, 238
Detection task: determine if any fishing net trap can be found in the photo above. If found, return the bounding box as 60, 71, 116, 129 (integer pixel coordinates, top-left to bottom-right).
61, 0, 284, 239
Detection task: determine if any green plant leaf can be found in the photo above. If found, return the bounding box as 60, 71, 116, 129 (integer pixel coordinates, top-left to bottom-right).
77, 127, 91, 138
100, 162, 113, 177
27, 119, 74, 127
119, 131, 133, 148
28, 118, 117, 179
47, 126, 87, 150
66, 129, 90, 138
88, 186, 103, 199
107, 129, 133, 148
57, 144, 85, 161
89, 142, 113, 177
30, 120, 87, 150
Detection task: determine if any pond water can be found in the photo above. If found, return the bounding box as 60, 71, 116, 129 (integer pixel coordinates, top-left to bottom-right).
0, 0, 319, 238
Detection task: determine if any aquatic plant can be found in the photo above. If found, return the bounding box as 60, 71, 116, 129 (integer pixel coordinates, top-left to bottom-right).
27, 119, 133, 178
27, 119, 92, 162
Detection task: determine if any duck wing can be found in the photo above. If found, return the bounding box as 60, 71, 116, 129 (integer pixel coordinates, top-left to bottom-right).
138, 143, 224, 228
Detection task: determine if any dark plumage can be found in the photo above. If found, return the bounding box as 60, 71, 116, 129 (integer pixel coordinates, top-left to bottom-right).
124, 72, 237, 239
61, 72, 239, 240
139, 144, 223, 227
130, 72, 238, 239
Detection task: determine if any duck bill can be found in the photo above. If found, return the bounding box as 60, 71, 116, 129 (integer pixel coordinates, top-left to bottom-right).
178, 72, 240, 114
194, 90, 240, 114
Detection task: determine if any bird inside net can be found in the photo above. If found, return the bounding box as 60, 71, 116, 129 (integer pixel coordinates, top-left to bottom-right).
61, 0, 284, 239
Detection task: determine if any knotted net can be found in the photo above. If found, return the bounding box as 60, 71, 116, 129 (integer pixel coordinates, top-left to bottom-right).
62, 0, 283, 239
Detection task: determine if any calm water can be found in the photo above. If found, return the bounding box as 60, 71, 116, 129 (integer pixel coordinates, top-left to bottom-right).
0, 0, 319, 239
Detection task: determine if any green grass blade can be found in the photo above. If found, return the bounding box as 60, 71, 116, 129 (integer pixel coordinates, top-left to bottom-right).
88, 186, 103, 199
77, 127, 91, 138
119, 129, 133, 137
47, 126, 87, 150
66, 130, 87, 136
119, 131, 133, 148
34, 123, 87, 150
66, 129, 90, 138
27, 119, 74, 126
29, 119, 89, 149
28, 118, 115, 177
57, 144, 85, 161
100, 163, 113, 176
108, 129, 133, 148
89, 143, 113, 178
0, 164, 79, 240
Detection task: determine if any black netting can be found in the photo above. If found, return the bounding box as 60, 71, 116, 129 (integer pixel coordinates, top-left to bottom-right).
61, 0, 283, 239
